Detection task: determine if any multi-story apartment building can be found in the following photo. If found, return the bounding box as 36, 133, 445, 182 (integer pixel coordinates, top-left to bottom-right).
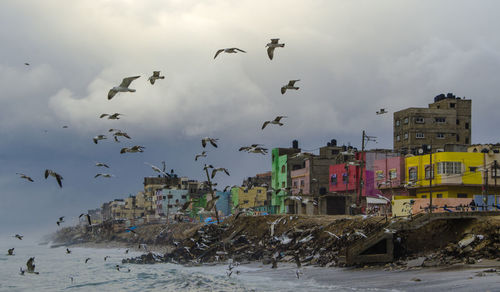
290, 140, 355, 215
393, 93, 471, 154
271, 140, 302, 214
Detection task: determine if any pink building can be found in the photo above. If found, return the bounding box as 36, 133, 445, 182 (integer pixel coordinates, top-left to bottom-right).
291, 160, 310, 195
373, 156, 408, 200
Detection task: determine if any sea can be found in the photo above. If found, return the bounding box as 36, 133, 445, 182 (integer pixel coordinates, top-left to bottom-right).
0, 236, 499, 292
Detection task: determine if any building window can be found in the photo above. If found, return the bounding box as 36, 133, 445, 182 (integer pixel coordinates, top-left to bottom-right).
421, 195, 427, 198
404, 117, 409, 124
415, 117, 424, 124
457, 193, 468, 198
376, 170, 384, 180
257, 189, 262, 193
425, 165, 434, 179
450, 103, 455, 108
492, 163, 500, 178
456, 119, 460, 125
396, 120, 400, 127
281, 182, 285, 188
293, 181, 298, 187
330, 174, 337, 185
389, 169, 397, 179
342, 173, 349, 184
435, 117, 446, 123
404, 132, 408, 140
469, 167, 477, 172
456, 134, 460, 142
281, 165, 286, 173
396, 135, 400, 141
409, 167, 417, 181
300, 180, 305, 187
437, 162, 462, 175
436, 194, 443, 198
465, 122, 469, 129
436, 133, 445, 139
416, 132, 425, 139
465, 137, 469, 144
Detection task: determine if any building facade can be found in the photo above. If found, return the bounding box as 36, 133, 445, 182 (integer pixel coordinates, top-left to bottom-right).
394, 93, 471, 154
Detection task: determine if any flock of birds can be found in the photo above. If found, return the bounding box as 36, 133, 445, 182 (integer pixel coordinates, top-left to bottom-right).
10, 38, 391, 279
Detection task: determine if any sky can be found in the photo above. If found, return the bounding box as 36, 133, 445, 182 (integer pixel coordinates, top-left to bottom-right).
1, 0, 500, 235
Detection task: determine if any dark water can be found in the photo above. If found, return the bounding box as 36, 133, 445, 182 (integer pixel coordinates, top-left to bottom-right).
1, 238, 498, 291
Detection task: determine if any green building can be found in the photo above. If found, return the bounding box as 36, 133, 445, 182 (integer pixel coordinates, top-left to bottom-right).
271, 142, 302, 214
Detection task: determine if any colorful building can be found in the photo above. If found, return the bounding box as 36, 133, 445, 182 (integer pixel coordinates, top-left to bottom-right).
271, 144, 301, 214
215, 191, 232, 216
231, 186, 268, 210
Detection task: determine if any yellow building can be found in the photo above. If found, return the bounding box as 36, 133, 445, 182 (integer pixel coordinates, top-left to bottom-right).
404, 151, 499, 199
232, 187, 268, 209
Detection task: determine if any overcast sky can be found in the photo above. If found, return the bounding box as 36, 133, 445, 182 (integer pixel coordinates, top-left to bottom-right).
2, 0, 500, 236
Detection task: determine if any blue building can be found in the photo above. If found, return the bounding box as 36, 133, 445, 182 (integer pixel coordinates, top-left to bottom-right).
157, 189, 189, 216
215, 191, 232, 216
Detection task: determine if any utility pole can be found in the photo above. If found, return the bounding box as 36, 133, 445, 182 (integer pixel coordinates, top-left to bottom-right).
429, 142, 433, 214
358, 131, 377, 211
494, 160, 498, 206
481, 149, 489, 210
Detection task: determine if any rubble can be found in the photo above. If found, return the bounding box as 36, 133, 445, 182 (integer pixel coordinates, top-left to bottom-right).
52, 214, 500, 270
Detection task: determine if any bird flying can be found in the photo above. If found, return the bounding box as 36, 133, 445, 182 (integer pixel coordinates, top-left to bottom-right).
94, 173, 113, 178
201, 137, 218, 148
195, 151, 207, 161
281, 80, 300, 94
66, 248, 71, 254
16, 173, 34, 182
56, 216, 65, 226
44, 169, 63, 188
266, 38, 285, 60
14, 234, 23, 240
144, 162, 170, 177
108, 76, 140, 100
7, 248, 14, 255
100, 113, 124, 120
211, 167, 230, 179
148, 71, 165, 85
95, 162, 110, 168
93, 135, 107, 144
376, 108, 388, 115
120, 145, 145, 154
214, 48, 246, 59
262, 116, 287, 130
79, 213, 92, 226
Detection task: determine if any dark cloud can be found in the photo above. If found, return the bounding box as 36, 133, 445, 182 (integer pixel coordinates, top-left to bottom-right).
1, 0, 500, 233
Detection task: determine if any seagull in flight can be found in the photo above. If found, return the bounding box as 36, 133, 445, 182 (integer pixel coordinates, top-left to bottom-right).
214, 48, 246, 59
16, 173, 34, 182
79, 213, 92, 226
195, 151, 207, 161
144, 162, 170, 177
95, 162, 110, 168
201, 137, 218, 148
281, 80, 300, 94
120, 145, 145, 154
262, 116, 287, 130
56, 216, 65, 226
66, 248, 71, 254
104, 256, 110, 261
85, 258, 91, 264
93, 135, 107, 144
266, 38, 285, 60
239, 144, 268, 155
100, 113, 124, 120
376, 108, 388, 115
108, 76, 140, 100
44, 169, 63, 188
8, 248, 15, 255
94, 173, 114, 178
148, 71, 165, 85
211, 167, 230, 179
14, 234, 23, 240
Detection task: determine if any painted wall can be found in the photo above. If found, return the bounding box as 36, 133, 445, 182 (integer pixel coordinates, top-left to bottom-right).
291, 160, 310, 195
405, 152, 484, 187
159, 189, 188, 216
232, 187, 268, 209
215, 191, 231, 216
392, 197, 480, 217
373, 156, 405, 188
329, 164, 357, 192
